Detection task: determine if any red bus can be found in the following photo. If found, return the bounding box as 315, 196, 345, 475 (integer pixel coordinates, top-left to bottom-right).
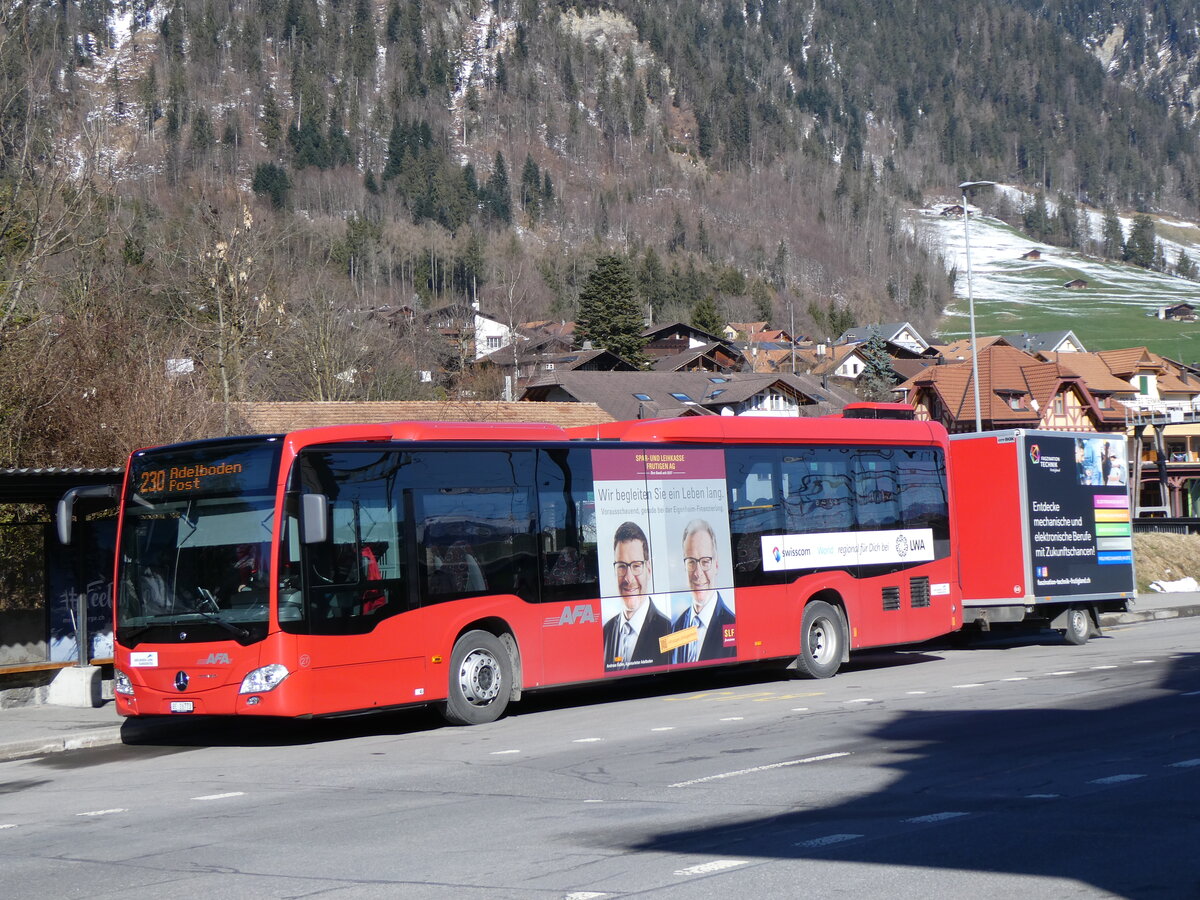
103, 414, 958, 725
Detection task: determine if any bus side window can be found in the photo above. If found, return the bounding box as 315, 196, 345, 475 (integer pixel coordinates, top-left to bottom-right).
726, 448, 784, 587
537, 449, 599, 602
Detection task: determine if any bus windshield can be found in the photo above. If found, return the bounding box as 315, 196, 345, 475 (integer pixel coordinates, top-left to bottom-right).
117, 439, 281, 646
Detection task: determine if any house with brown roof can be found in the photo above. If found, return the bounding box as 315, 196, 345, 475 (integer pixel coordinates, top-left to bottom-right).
896, 344, 1120, 433
1020, 249, 1042, 260
1158, 303, 1197, 321
1064, 278, 1088, 290
520, 371, 857, 420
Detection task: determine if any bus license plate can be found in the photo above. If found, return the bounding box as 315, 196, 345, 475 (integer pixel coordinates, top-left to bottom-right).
170, 701, 194, 714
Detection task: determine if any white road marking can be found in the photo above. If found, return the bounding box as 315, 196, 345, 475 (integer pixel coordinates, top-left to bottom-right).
1047, 671, 1076, 676
952, 683, 985, 689
1170, 759, 1200, 768
670, 752, 851, 787
673, 860, 749, 876
906, 690, 928, 694
719, 717, 744, 721
563, 893, 607, 899
490, 750, 520, 755
796, 833, 863, 848
790, 707, 810, 712
905, 812, 968, 824
191, 792, 245, 801
76, 809, 126, 817
1132, 660, 1156, 664
573, 738, 603, 743
0, 824, 17, 830
1090, 774, 1145, 785
1002, 677, 1028, 682
1090, 666, 1118, 670
651, 727, 674, 732
846, 698, 875, 704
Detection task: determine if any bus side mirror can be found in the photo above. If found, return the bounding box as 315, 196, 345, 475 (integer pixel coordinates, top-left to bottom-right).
301, 493, 329, 544
57, 484, 119, 545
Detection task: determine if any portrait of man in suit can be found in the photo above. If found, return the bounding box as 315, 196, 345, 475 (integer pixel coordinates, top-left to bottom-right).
602, 521, 672, 670
671, 518, 737, 663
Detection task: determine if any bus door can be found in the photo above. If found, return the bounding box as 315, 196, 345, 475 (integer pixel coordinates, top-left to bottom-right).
291, 450, 421, 714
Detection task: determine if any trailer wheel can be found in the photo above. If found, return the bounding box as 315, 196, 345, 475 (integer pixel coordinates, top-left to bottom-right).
795, 601, 844, 679
1062, 607, 1091, 646
442, 630, 512, 726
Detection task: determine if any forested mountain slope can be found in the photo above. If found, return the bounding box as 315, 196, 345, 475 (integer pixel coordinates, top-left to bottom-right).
2, 0, 1199, 465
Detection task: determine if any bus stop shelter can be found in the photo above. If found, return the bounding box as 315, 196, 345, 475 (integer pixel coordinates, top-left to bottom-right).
0, 468, 123, 705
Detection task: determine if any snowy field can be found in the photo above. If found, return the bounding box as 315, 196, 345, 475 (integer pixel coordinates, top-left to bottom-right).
922, 192, 1200, 360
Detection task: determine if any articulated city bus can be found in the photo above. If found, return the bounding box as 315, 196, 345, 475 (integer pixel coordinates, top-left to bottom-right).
101, 414, 958, 725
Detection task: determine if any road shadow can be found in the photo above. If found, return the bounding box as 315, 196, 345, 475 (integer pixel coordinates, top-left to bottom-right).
626, 653, 1200, 898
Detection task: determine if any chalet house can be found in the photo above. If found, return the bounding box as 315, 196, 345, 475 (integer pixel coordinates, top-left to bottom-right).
931, 335, 1004, 363
940, 204, 965, 217
1001, 330, 1086, 354
1064, 279, 1089, 290
651, 341, 748, 373
426, 304, 518, 360
896, 344, 1120, 433
1020, 249, 1042, 260
838, 322, 931, 355
476, 336, 635, 391
1158, 303, 1197, 321
723, 321, 767, 341
642, 321, 730, 357
520, 371, 857, 420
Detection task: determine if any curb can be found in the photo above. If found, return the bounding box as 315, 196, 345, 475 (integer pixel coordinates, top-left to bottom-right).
1102, 603, 1200, 626
0, 727, 124, 763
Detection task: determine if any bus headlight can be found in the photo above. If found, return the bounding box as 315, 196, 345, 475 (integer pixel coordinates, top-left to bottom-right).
114, 669, 134, 695
239, 664, 290, 694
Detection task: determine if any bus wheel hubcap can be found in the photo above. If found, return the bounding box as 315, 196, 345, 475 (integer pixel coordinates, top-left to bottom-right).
459, 649, 501, 705
810, 621, 832, 662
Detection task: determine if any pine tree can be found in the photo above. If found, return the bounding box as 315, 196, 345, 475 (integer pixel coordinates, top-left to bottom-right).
691, 295, 722, 335
1101, 205, 1124, 259
485, 151, 511, 225
574, 255, 648, 368
1125, 214, 1156, 268
1177, 250, 1197, 280
637, 247, 668, 316
750, 279, 772, 323
858, 329, 898, 401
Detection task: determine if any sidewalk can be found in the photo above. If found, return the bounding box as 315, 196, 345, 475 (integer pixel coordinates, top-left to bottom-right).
2, 591, 1198, 763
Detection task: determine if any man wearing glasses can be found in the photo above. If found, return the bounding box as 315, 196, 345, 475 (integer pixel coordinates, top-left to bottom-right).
671, 518, 736, 663
603, 520, 672, 670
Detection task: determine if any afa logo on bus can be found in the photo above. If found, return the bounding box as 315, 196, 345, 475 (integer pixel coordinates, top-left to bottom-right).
543, 604, 598, 627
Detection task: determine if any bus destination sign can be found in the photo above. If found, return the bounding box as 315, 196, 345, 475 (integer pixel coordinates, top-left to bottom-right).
137, 462, 245, 495
130, 440, 280, 499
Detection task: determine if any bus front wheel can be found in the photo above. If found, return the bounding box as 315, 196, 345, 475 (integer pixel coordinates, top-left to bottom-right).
795, 601, 844, 679
442, 630, 513, 726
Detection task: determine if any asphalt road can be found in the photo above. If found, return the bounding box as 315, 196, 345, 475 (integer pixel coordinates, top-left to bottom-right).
2, 619, 1198, 899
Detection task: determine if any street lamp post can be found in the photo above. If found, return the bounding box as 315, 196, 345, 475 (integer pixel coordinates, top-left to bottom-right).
960, 180, 995, 432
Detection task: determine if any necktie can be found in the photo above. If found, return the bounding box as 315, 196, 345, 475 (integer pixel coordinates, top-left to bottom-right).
620, 621, 634, 665
690, 613, 703, 662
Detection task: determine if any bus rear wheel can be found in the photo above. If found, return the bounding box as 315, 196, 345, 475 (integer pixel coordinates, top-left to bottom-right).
442, 630, 513, 726
795, 601, 844, 679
